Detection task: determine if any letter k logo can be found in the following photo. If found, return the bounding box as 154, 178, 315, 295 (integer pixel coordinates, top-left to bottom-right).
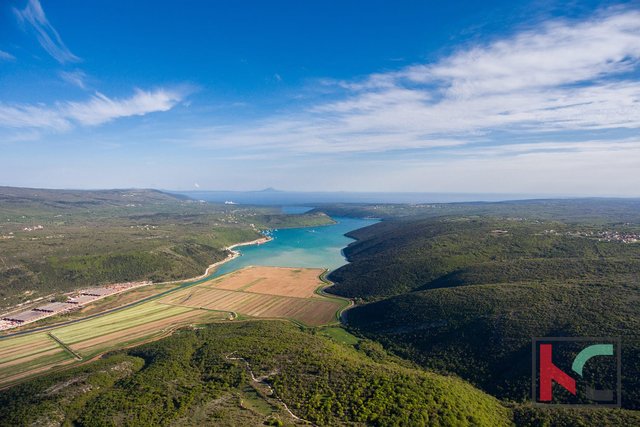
539, 343, 577, 401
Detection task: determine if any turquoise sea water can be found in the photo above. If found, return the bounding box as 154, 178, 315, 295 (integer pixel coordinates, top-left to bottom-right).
213, 217, 378, 276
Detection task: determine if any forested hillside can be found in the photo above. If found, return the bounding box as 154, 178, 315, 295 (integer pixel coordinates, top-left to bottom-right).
0, 321, 512, 427
324, 204, 640, 417
317, 198, 640, 222
329, 216, 640, 300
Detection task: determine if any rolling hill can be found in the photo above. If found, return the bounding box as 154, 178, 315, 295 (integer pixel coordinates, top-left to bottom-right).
0, 321, 512, 427
324, 206, 640, 416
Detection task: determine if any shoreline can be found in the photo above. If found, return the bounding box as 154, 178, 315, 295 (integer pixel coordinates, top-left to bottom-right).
157, 236, 273, 285
203, 236, 273, 276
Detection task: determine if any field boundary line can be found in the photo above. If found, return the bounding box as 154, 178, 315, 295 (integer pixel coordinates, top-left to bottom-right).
236, 277, 266, 291
47, 333, 82, 360
198, 287, 331, 301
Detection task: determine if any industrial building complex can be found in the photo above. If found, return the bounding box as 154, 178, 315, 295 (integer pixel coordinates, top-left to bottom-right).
0, 281, 151, 331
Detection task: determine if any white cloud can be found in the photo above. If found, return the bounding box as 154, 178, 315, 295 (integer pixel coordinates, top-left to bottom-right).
0, 104, 72, 131
66, 89, 184, 126
59, 70, 87, 89
14, 0, 80, 63
189, 9, 640, 157
0, 50, 15, 61
0, 88, 186, 130
404, 10, 640, 96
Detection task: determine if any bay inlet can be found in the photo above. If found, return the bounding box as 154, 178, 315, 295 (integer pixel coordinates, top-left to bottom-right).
213, 216, 379, 277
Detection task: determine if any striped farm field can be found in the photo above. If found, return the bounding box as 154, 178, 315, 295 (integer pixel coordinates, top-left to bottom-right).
68, 309, 205, 353
0, 333, 58, 364
54, 302, 194, 346
0, 332, 75, 384
0, 266, 347, 388
159, 266, 346, 326
54, 302, 219, 357
0, 301, 225, 387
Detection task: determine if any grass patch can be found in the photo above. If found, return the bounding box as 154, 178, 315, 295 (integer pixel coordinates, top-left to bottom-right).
318, 326, 360, 346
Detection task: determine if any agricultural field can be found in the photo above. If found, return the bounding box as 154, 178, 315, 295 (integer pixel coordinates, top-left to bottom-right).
52, 302, 215, 357
0, 301, 224, 387
160, 266, 346, 325
0, 266, 346, 388
0, 332, 75, 385
203, 266, 325, 298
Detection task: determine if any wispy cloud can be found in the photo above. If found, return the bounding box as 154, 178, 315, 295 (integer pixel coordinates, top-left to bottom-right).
14, 0, 80, 64
403, 10, 640, 95
0, 88, 187, 131
188, 8, 640, 157
0, 50, 15, 61
66, 89, 185, 126
59, 70, 87, 89
0, 104, 72, 131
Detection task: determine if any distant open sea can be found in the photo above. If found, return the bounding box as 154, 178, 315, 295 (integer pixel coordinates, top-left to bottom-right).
172, 190, 546, 205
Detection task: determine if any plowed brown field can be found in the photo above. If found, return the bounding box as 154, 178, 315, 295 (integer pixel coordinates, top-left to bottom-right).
160, 266, 344, 325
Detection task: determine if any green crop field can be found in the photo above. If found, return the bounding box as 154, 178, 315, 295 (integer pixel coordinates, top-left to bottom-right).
0, 332, 75, 384
53, 303, 195, 346
0, 300, 227, 386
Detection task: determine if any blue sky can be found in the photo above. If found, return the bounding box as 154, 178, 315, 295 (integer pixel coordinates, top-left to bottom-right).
1, 0, 639, 195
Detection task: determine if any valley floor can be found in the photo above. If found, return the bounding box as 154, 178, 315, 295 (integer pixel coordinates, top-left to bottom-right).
0, 266, 346, 389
